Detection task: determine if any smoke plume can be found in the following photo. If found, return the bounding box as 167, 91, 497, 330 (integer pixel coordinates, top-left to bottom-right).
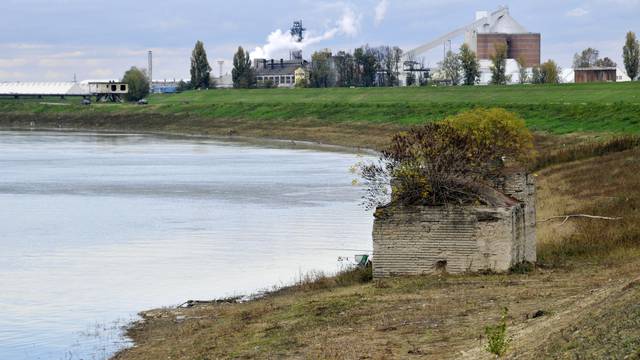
250, 6, 361, 60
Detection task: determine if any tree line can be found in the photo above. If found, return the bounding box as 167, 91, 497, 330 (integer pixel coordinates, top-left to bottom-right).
119, 31, 640, 99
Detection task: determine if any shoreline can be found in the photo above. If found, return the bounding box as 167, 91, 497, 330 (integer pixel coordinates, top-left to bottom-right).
0, 112, 402, 151
0, 126, 380, 156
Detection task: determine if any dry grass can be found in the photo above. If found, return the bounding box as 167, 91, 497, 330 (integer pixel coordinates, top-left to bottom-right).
536, 146, 640, 266
532, 135, 640, 171
113, 135, 640, 360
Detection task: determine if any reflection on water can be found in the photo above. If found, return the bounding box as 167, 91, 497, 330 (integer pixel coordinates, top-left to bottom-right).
0, 131, 373, 360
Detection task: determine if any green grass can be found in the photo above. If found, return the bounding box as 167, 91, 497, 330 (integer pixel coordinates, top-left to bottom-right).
2, 82, 640, 135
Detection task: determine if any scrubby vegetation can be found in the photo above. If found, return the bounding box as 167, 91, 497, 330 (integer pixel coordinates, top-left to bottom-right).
358, 108, 533, 209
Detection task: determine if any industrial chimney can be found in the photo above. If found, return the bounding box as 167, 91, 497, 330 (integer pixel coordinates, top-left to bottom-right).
148, 51, 153, 88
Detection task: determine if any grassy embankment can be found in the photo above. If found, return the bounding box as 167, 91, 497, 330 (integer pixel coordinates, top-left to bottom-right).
113, 136, 640, 359
1, 82, 640, 149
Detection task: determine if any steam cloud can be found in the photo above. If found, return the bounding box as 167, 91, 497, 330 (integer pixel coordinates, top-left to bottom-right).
250, 6, 361, 60
374, 0, 389, 26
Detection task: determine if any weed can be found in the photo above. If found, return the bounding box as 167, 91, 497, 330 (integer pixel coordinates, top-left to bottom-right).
509, 261, 535, 274
485, 307, 510, 357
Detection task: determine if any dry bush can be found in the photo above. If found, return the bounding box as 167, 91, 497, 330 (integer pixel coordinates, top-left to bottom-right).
358, 108, 534, 209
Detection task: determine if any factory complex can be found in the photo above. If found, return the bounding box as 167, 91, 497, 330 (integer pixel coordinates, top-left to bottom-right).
0, 6, 634, 98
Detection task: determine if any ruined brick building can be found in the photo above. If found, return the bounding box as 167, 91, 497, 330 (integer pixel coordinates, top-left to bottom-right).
372, 169, 536, 277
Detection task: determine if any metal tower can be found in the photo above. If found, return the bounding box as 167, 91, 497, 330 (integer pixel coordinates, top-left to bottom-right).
290, 20, 306, 60
290, 20, 306, 42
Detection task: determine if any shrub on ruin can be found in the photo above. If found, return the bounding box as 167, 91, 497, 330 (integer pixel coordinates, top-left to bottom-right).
357, 108, 534, 210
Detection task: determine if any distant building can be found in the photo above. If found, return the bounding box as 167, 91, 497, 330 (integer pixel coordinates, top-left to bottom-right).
402, 7, 541, 86
574, 67, 618, 83
151, 80, 180, 94
254, 58, 308, 88
215, 74, 234, 89
561, 67, 631, 83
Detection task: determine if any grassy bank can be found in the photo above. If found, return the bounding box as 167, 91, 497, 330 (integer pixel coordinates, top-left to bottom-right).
1, 83, 640, 146
113, 138, 640, 359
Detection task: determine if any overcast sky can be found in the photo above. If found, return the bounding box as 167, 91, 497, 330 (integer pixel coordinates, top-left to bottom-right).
1, 0, 638, 81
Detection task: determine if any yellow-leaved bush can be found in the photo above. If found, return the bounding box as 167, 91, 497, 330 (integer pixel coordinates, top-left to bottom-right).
358, 108, 535, 209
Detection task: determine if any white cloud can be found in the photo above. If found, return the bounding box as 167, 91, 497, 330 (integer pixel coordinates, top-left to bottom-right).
374, 0, 389, 26
566, 7, 589, 17
338, 7, 361, 36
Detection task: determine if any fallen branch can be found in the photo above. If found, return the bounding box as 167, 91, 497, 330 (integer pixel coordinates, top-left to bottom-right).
540, 214, 623, 226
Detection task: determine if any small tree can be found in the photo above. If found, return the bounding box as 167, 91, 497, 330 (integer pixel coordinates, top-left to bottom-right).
540, 60, 561, 84
595, 57, 617, 67
460, 44, 480, 85
573, 47, 600, 68
531, 66, 543, 84
190, 41, 212, 89
517, 57, 529, 84
310, 50, 334, 88
623, 31, 639, 80
490, 43, 508, 85
231, 46, 255, 89
440, 50, 462, 85
122, 67, 149, 101
176, 80, 192, 92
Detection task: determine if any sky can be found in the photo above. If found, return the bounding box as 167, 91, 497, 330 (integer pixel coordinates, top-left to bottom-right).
1, 0, 638, 82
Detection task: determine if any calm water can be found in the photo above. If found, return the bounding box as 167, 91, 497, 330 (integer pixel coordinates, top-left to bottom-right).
0, 131, 373, 360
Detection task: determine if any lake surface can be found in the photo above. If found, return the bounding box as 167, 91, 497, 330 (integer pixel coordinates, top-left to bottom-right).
0, 131, 373, 360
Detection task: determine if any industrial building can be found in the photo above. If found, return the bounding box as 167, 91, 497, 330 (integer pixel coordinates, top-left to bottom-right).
0, 81, 128, 101
403, 7, 541, 85
254, 58, 308, 88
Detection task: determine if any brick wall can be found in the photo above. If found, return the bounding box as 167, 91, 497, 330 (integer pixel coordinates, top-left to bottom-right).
476, 33, 541, 67
372, 205, 526, 277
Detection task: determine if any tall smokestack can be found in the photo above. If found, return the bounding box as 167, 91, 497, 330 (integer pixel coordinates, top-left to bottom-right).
148, 51, 153, 86
217, 60, 224, 78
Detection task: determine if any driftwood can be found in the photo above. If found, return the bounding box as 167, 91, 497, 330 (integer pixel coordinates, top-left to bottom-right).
540, 214, 623, 226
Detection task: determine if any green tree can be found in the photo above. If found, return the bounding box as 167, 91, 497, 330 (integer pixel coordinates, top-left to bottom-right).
595, 57, 617, 67
190, 41, 212, 89
176, 80, 192, 92
121, 67, 149, 101
573, 47, 600, 68
440, 50, 462, 85
623, 32, 639, 80
231, 46, 255, 88
540, 60, 561, 84
531, 66, 543, 84
310, 50, 334, 88
460, 44, 480, 85
354, 46, 378, 87
490, 43, 508, 85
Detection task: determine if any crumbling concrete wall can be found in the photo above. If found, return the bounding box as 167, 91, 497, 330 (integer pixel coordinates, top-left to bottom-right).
501, 171, 537, 262
372, 205, 527, 277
